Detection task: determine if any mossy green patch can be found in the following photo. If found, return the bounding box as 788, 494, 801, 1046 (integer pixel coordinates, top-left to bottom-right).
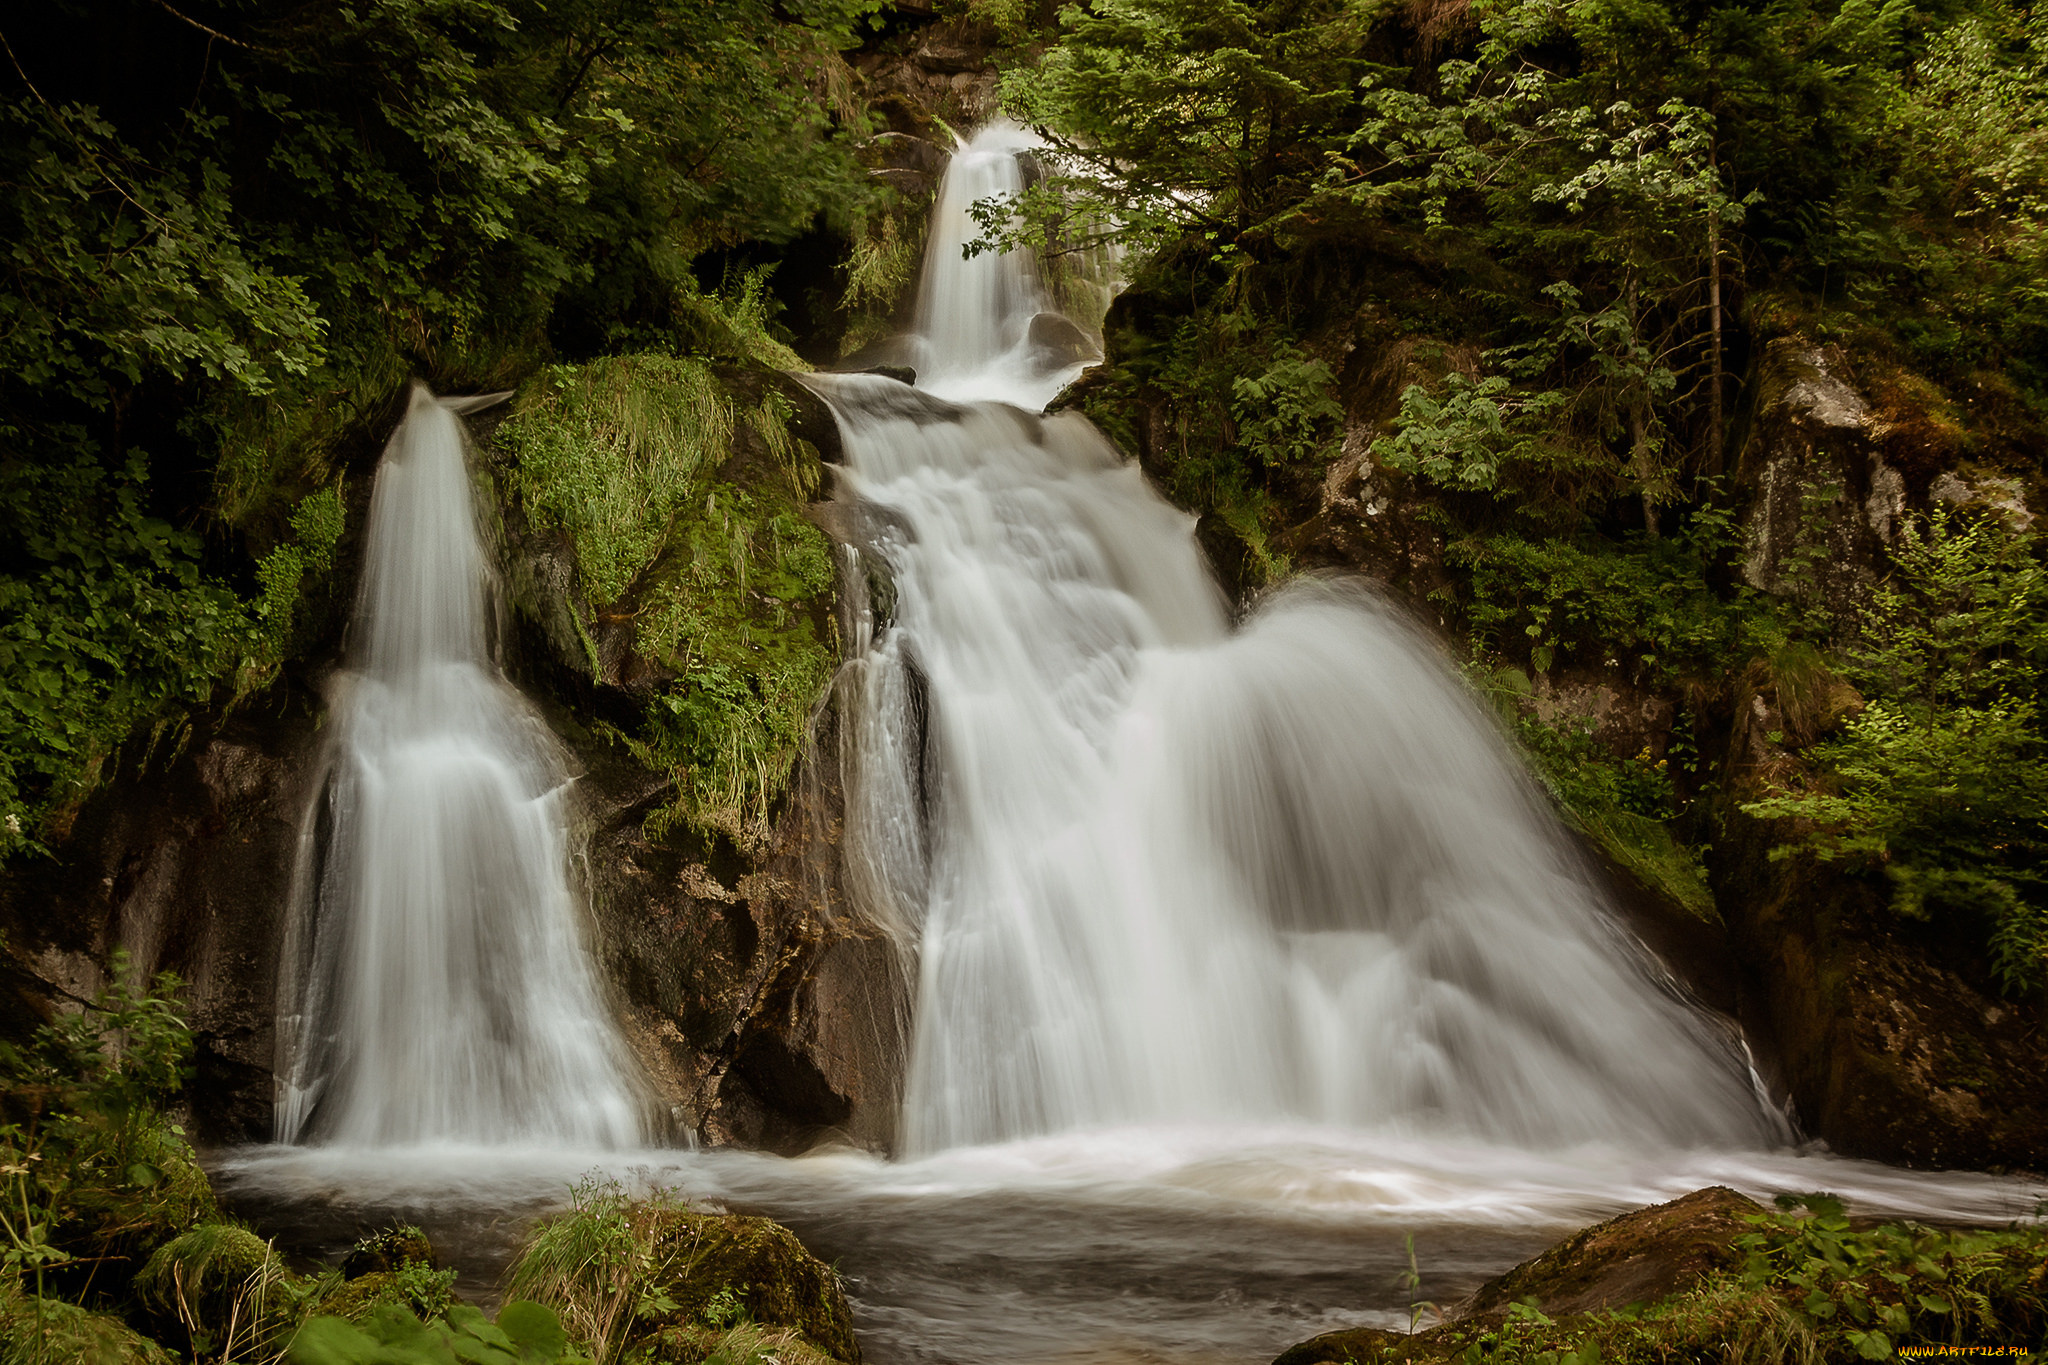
497, 354, 836, 853
0, 1281, 176, 1365
506, 1180, 857, 1365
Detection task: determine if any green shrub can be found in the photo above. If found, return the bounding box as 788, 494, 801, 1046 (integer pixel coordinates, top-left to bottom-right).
1742, 510, 2048, 992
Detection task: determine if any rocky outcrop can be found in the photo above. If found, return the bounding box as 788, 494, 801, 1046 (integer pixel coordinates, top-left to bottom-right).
1460, 1186, 1760, 1318
1711, 338, 2048, 1169
1710, 806, 2048, 1169
558, 693, 909, 1153
853, 15, 1004, 137
0, 694, 321, 1145
1271, 1187, 1762, 1365
1734, 339, 1902, 618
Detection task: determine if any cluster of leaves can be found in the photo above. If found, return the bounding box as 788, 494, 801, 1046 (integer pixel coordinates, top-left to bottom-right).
1743, 510, 2048, 992
0, 952, 211, 1299
497, 354, 837, 853
0, 453, 258, 858
0, 0, 888, 860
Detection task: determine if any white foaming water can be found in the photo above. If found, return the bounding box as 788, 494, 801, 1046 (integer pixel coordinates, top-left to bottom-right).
909, 122, 1091, 407
272, 385, 644, 1148
820, 124, 1784, 1158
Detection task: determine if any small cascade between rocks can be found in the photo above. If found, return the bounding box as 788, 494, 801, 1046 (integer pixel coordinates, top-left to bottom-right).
272, 385, 644, 1149
820, 123, 1789, 1158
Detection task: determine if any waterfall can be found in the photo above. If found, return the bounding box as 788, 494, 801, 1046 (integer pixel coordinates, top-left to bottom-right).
274, 385, 645, 1149
822, 125, 1786, 1158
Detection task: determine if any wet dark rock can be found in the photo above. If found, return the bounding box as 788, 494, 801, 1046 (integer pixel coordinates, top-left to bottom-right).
0, 690, 322, 1145
1710, 799, 2048, 1169
859, 364, 918, 385
1027, 311, 1096, 367
342, 1225, 437, 1278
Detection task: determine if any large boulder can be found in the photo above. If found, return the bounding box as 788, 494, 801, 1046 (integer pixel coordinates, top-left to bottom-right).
1272, 1187, 1763, 1365
634, 1211, 861, 1364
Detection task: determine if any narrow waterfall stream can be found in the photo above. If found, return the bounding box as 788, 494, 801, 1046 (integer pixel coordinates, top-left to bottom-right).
272, 385, 645, 1148
219, 127, 2042, 1365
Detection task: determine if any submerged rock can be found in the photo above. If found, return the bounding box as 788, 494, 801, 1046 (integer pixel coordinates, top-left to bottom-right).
1273, 1187, 1762, 1365
1460, 1186, 1760, 1317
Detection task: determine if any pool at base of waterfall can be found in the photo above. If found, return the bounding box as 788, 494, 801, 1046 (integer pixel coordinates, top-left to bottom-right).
213, 1125, 2041, 1365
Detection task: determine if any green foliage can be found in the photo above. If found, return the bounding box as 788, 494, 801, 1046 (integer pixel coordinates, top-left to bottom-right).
1230, 347, 1344, 468
1742, 510, 2048, 992
499, 356, 836, 851
252, 481, 350, 669
0, 1279, 177, 1365
505, 356, 734, 610
0, 953, 212, 1287
0, 452, 258, 856
503, 1178, 690, 1365
290, 1301, 591, 1365
134, 1221, 317, 1360
1452, 513, 1745, 680
998, 0, 1381, 255
837, 213, 923, 359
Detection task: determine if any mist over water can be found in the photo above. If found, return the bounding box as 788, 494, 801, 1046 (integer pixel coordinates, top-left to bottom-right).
272, 385, 644, 1148
225, 127, 2043, 1365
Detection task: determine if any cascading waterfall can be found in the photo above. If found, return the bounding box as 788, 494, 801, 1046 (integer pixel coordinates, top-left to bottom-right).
273, 385, 644, 1149
907, 122, 1083, 407
823, 124, 1788, 1158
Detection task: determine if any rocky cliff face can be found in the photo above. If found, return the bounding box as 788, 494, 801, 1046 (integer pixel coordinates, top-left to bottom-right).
1709, 340, 2048, 1169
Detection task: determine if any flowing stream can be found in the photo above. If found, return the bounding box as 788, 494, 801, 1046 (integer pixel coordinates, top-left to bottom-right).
221, 125, 2044, 1365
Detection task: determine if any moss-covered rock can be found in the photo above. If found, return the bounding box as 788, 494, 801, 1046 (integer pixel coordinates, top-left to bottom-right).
341, 1224, 437, 1279
0, 1281, 177, 1365
1274, 1188, 2048, 1365
510, 1192, 859, 1365
635, 1321, 845, 1365
133, 1221, 278, 1332
637, 1210, 858, 1362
